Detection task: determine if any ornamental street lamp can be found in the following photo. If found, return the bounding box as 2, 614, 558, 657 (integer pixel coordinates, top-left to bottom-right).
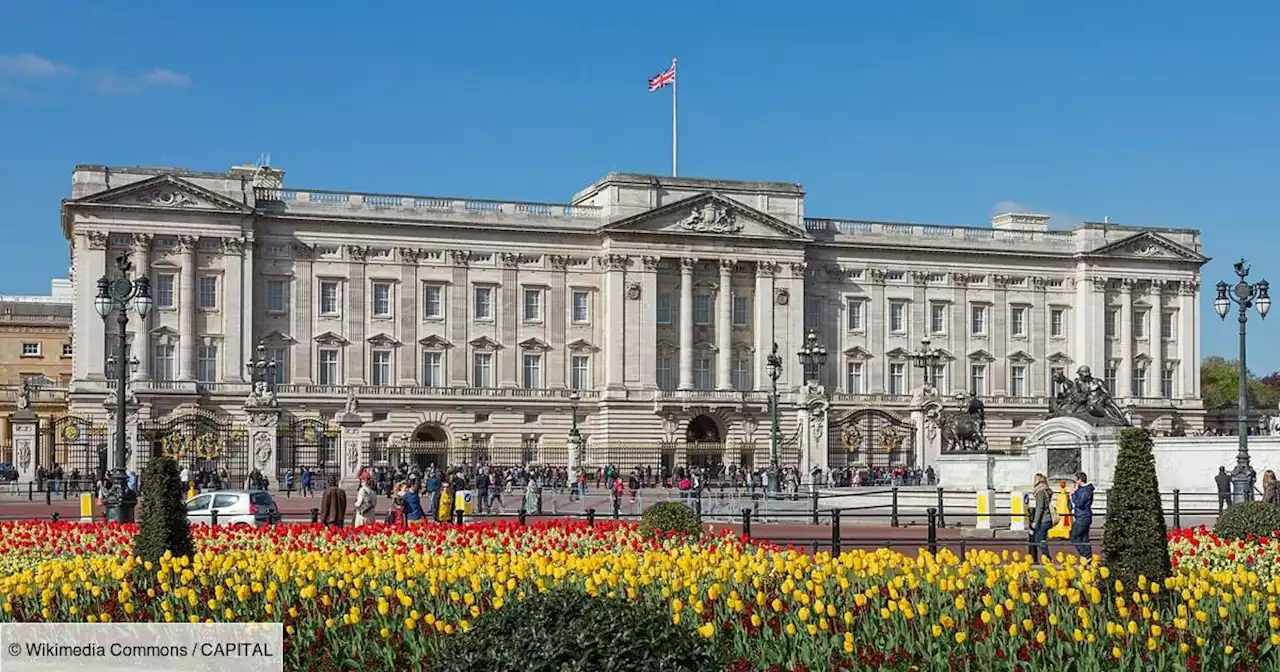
567, 389, 582, 488
1214, 259, 1271, 505
94, 254, 153, 524
765, 343, 783, 495
796, 329, 828, 387
246, 340, 278, 389
908, 336, 945, 395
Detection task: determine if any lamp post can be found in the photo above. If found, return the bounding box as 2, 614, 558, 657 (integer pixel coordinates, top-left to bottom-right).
796, 329, 828, 387
567, 389, 582, 488
93, 254, 153, 523
1214, 259, 1271, 505
765, 343, 783, 495
246, 340, 278, 390
908, 336, 945, 395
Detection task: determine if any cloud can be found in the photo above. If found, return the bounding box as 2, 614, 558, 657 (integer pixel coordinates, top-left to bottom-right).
0, 85, 50, 104
90, 67, 192, 94
0, 53, 74, 78
990, 200, 1085, 230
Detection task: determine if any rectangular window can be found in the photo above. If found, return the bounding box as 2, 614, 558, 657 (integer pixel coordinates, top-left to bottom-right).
155, 274, 176, 308
319, 281, 340, 316
266, 279, 286, 314
422, 284, 443, 319
846, 361, 864, 393
888, 362, 906, 395
1134, 309, 1149, 339
370, 350, 392, 386
20, 342, 39, 357
970, 305, 987, 335
523, 288, 542, 321
694, 295, 712, 325
656, 357, 674, 391
152, 344, 175, 381
1010, 306, 1027, 337
318, 349, 339, 385
656, 293, 672, 325
197, 345, 218, 382
61, 343, 73, 357
1104, 366, 1117, 396
572, 291, 590, 323
522, 354, 542, 389
1162, 311, 1176, 340
570, 355, 590, 390
1010, 365, 1027, 397
930, 303, 947, 334
694, 358, 712, 390
1105, 310, 1118, 338
929, 363, 947, 394
422, 351, 443, 387
1050, 308, 1065, 338
732, 296, 749, 327
473, 286, 493, 320
805, 300, 822, 331
969, 364, 987, 395
372, 282, 392, 317
889, 301, 907, 333
197, 276, 218, 309
265, 346, 286, 385
846, 299, 863, 331
473, 353, 493, 387
1161, 366, 1175, 398
1132, 366, 1147, 397
731, 357, 749, 390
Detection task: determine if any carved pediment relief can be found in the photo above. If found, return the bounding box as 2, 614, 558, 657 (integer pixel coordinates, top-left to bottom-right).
519, 337, 552, 352
655, 338, 678, 353
692, 339, 718, 353
1133, 353, 1153, 366
367, 333, 402, 348
885, 347, 910, 360
314, 331, 350, 346
1047, 351, 1073, 364
843, 346, 873, 360
599, 193, 810, 241
933, 349, 956, 360
469, 336, 502, 351
1008, 350, 1034, 363
259, 330, 295, 344
150, 325, 179, 346
1087, 231, 1207, 263
968, 349, 996, 362
419, 335, 453, 349
730, 342, 755, 354
566, 338, 598, 353
72, 175, 252, 213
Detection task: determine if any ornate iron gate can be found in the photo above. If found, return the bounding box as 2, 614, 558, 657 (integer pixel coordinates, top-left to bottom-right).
139, 410, 249, 485
277, 418, 339, 484
830, 409, 915, 468
47, 416, 108, 481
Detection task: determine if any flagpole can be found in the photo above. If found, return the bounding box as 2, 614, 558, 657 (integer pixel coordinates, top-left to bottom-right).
671, 57, 678, 177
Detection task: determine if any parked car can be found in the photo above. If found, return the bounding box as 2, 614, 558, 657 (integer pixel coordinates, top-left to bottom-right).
185, 490, 277, 527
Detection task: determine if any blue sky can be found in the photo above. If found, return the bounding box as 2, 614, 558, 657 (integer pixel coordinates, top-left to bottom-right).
1, 2, 1277, 372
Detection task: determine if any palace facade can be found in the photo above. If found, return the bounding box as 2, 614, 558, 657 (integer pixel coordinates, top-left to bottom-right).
58, 164, 1206, 478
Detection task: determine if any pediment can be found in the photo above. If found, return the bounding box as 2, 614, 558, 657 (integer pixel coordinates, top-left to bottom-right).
655, 338, 678, 353
843, 346, 873, 360
885, 347, 910, 360
519, 337, 551, 351
599, 193, 810, 241
468, 336, 502, 351
968, 349, 995, 362
72, 175, 253, 213
367, 332, 402, 348
1133, 353, 1153, 365
1047, 351, 1073, 364
934, 349, 956, 360
1008, 350, 1034, 363
566, 338, 598, 353
150, 325, 178, 337
314, 331, 350, 346
730, 343, 755, 354
259, 330, 294, 344
1085, 231, 1207, 264
693, 339, 718, 353
419, 335, 453, 349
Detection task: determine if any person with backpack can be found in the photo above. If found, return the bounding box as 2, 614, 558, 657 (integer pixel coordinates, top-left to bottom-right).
1027, 473, 1053, 564
353, 475, 378, 527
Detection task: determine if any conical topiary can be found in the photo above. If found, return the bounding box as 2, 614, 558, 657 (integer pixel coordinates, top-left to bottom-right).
1102, 427, 1171, 590
132, 456, 194, 564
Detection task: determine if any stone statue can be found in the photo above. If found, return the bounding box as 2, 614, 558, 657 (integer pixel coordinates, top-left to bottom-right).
1048, 365, 1130, 426
244, 380, 278, 409
937, 392, 989, 452
344, 388, 359, 415
15, 379, 32, 411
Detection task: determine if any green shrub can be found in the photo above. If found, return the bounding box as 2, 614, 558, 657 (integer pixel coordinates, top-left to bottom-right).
1215, 500, 1280, 541
133, 457, 193, 564
430, 590, 720, 672
639, 500, 703, 540
1102, 428, 1171, 589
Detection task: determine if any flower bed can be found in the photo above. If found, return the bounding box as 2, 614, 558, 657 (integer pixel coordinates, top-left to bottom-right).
0, 520, 1278, 670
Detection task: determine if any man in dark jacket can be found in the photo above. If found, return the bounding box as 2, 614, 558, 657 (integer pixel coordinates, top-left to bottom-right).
318, 475, 348, 529
1069, 472, 1095, 561
402, 482, 425, 523
1216, 466, 1233, 512
475, 469, 491, 515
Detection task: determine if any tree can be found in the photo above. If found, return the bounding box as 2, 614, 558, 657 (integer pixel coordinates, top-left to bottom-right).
1200, 357, 1280, 409
1103, 428, 1171, 590
133, 456, 194, 564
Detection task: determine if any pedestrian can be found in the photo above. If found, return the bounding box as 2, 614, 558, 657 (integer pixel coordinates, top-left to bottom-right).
475, 468, 490, 515
1216, 466, 1233, 512
353, 475, 377, 527
401, 482, 425, 524
318, 475, 347, 529
1068, 472, 1095, 561
301, 469, 313, 497
1264, 470, 1280, 506
1027, 473, 1052, 564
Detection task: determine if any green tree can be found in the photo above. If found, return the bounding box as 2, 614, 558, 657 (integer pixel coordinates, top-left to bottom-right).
1200, 356, 1280, 409
133, 457, 194, 564
1103, 428, 1171, 590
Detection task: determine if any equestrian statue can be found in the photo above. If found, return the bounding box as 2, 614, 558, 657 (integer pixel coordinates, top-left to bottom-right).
936, 391, 989, 452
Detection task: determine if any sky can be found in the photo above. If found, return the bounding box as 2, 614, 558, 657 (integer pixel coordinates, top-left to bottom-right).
1, 1, 1277, 372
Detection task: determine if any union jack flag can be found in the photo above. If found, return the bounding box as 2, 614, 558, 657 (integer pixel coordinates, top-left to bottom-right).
648, 62, 676, 91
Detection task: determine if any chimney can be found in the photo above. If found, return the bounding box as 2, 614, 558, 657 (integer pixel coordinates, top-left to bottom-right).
991, 212, 1050, 232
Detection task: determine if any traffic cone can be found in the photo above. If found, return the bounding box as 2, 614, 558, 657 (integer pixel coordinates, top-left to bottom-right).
1048, 482, 1072, 540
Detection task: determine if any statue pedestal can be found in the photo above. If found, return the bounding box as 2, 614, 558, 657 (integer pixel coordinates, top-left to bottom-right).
338, 411, 364, 488
245, 407, 281, 489
1025, 416, 1120, 487
796, 386, 829, 478
913, 390, 944, 472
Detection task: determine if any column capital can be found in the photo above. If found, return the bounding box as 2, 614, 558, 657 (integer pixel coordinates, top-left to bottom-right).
680, 257, 697, 273
1178, 280, 1200, 296
599, 253, 629, 271
131, 233, 154, 251
718, 258, 737, 272
85, 231, 109, 250
1120, 278, 1138, 292
222, 237, 247, 256
1090, 276, 1110, 291
641, 255, 660, 271
177, 235, 198, 253
758, 261, 780, 276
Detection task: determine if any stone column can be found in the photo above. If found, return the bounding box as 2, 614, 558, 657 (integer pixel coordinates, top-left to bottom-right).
131, 234, 153, 380
293, 242, 315, 384
786, 262, 807, 391
347, 246, 369, 385
637, 256, 660, 388
1119, 278, 1135, 398
868, 270, 886, 393
398, 249, 420, 385
337, 409, 365, 487
678, 257, 695, 390
238, 237, 254, 383
178, 235, 197, 381
449, 251, 470, 385
991, 276, 1009, 395
11, 409, 37, 484
547, 256, 569, 388
601, 253, 628, 391
78, 232, 111, 381
716, 258, 734, 390
1178, 281, 1197, 398
247, 408, 281, 487
753, 262, 776, 391
499, 253, 520, 387
1150, 282, 1164, 397
224, 238, 247, 382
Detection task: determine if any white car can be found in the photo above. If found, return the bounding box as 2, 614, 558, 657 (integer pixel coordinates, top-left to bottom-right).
185, 490, 278, 527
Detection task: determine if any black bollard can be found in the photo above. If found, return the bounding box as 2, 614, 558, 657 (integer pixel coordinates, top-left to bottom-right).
27, 482, 32, 501
891, 487, 900, 528
831, 508, 842, 556
741, 508, 752, 539
210, 510, 219, 527
1172, 489, 1182, 530
518, 509, 527, 526
51, 512, 60, 523
310, 508, 319, 525
926, 507, 939, 556
936, 487, 946, 528
45, 488, 51, 506
586, 508, 596, 527
454, 509, 463, 525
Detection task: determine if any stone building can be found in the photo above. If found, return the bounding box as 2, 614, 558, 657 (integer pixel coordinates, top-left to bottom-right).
57, 163, 1207, 481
